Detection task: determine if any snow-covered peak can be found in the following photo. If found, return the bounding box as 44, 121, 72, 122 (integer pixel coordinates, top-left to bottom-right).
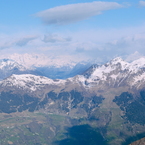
131, 57, 145, 68
0, 74, 65, 91
80, 56, 145, 86
88, 57, 128, 80
8, 74, 52, 84
88, 56, 145, 79
110, 57, 123, 64
108, 57, 129, 69
0, 58, 25, 71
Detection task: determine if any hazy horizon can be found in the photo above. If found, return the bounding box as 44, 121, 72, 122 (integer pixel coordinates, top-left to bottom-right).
0, 0, 145, 63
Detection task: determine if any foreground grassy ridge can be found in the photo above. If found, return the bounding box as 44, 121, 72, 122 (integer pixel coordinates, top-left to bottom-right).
0, 112, 110, 145
0, 112, 68, 145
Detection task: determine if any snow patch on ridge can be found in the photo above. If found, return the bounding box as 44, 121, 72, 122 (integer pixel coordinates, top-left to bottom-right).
0, 74, 65, 91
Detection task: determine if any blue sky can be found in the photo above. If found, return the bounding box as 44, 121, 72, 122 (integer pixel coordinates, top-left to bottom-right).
0, 0, 145, 62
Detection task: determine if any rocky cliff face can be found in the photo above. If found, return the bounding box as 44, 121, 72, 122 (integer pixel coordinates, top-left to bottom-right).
130, 137, 145, 145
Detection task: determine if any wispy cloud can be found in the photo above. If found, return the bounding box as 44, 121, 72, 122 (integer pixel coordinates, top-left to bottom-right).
35, 1, 123, 25
42, 34, 71, 43
16, 36, 38, 46
0, 42, 13, 50
0, 35, 38, 50
139, 1, 145, 6
0, 24, 145, 64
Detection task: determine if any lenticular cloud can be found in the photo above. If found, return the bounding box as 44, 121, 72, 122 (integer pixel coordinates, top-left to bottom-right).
35, 1, 123, 25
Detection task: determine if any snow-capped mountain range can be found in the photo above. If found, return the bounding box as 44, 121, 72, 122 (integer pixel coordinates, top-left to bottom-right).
1, 56, 145, 92
0, 54, 93, 79
0, 53, 86, 68
82, 57, 145, 89
1, 53, 145, 145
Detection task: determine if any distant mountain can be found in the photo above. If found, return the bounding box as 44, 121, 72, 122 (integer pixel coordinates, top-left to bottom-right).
35, 61, 93, 79
125, 51, 145, 62
0, 53, 86, 68
0, 59, 43, 80
0, 53, 93, 79
2, 56, 145, 92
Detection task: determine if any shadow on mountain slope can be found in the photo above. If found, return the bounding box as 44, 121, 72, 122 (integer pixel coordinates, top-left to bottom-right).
55, 124, 108, 145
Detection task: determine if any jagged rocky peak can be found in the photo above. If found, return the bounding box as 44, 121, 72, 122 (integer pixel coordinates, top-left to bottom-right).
85, 56, 145, 79
82, 64, 99, 78
82, 58, 125, 79
80, 56, 145, 88
110, 57, 124, 64
106, 57, 129, 69
87, 57, 127, 78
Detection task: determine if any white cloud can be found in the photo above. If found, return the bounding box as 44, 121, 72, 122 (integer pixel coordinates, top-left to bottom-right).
35, 1, 123, 25
0, 24, 145, 64
139, 1, 145, 6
